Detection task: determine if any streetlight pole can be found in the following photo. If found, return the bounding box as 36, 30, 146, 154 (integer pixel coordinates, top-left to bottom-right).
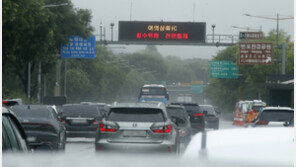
211, 24, 216, 43
243, 13, 293, 75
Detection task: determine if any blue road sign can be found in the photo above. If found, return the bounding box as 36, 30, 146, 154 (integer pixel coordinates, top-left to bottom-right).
61, 36, 95, 59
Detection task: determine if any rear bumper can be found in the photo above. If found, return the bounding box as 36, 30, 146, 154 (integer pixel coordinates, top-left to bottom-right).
25, 131, 59, 149
190, 122, 205, 133
206, 119, 219, 128
95, 140, 177, 153
66, 131, 96, 138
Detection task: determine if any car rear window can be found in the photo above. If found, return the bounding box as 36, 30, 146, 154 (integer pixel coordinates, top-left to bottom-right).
107, 108, 165, 122
62, 105, 100, 117
200, 106, 216, 115
166, 107, 187, 120
181, 105, 202, 114
11, 106, 51, 119
260, 110, 294, 122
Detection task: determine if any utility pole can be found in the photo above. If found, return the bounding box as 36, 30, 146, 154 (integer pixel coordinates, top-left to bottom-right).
100, 21, 103, 42
110, 23, 115, 41
130, 0, 133, 21
64, 59, 67, 96
27, 62, 31, 107
275, 13, 279, 75
281, 42, 286, 75
211, 25, 216, 43
43, 74, 47, 97
193, 3, 196, 22
37, 60, 41, 103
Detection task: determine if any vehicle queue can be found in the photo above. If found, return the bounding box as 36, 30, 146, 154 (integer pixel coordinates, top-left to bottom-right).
2, 84, 294, 155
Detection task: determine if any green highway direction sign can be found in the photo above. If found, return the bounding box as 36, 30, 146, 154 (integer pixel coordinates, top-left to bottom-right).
190, 84, 203, 93
210, 61, 238, 79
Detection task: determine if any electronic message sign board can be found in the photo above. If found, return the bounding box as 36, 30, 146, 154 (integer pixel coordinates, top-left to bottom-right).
118, 21, 206, 43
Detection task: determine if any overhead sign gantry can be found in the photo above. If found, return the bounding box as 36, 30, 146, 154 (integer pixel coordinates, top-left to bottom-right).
118, 21, 206, 43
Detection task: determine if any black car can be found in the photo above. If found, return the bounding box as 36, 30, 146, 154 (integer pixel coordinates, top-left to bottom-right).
200, 105, 219, 130
171, 102, 205, 133
2, 107, 29, 152
166, 105, 191, 146
60, 104, 103, 138
10, 105, 66, 151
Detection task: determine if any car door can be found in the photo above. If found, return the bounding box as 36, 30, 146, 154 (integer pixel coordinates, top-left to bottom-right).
2, 115, 28, 152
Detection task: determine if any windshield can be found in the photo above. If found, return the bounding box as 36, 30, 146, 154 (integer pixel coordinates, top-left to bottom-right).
62, 105, 100, 117
11, 106, 51, 119
167, 107, 187, 120
259, 110, 294, 122
200, 106, 216, 115
2, 0, 294, 166
107, 108, 165, 122
140, 87, 167, 96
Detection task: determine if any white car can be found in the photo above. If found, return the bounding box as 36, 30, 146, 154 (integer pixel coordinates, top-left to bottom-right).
183, 127, 294, 166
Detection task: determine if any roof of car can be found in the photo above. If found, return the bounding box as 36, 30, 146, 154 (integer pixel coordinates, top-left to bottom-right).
199, 104, 214, 107
111, 102, 166, 110
142, 84, 165, 88
11, 105, 52, 111
171, 102, 199, 105
166, 105, 185, 109
263, 106, 294, 111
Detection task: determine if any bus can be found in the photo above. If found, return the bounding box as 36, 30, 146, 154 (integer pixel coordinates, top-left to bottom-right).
138, 84, 169, 104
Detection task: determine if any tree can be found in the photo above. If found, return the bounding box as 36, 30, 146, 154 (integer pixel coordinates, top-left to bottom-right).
204, 29, 294, 113
3, 0, 93, 100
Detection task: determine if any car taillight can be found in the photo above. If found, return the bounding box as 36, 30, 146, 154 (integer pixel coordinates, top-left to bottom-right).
93, 121, 98, 124
59, 118, 66, 124
99, 124, 117, 132
152, 125, 172, 133
193, 113, 203, 117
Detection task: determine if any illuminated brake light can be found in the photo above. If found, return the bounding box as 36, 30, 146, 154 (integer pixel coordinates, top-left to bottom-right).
152, 125, 172, 133
193, 113, 203, 117
2, 101, 8, 104
93, 121, 98, 124
99, 124, 117, 132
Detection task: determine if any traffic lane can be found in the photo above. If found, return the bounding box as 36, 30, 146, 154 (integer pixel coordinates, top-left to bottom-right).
65, 138, 95, 155
64, 120, 240, 154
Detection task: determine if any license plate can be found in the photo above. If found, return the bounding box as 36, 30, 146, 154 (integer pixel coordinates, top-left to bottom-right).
27, 136, 36, 142
72, 119, 87, 124
123, 130, 146, 137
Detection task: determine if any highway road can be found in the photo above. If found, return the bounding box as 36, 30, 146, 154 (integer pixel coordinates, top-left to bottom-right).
65, 120, 240, 155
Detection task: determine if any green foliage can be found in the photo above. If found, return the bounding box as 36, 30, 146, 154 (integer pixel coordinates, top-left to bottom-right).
3, 0, 94, 100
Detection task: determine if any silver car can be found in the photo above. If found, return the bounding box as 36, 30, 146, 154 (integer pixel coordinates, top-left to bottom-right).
95, 103, 180, 154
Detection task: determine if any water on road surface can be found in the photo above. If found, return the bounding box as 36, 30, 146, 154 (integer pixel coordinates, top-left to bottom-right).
65, 120, 239, 154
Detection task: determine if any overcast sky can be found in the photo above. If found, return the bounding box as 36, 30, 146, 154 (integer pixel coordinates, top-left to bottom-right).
72, 0, 294, 60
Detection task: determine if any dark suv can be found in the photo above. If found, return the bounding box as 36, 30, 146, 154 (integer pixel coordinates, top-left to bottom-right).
171, 102, 205, 133
95, 103, 180, 154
